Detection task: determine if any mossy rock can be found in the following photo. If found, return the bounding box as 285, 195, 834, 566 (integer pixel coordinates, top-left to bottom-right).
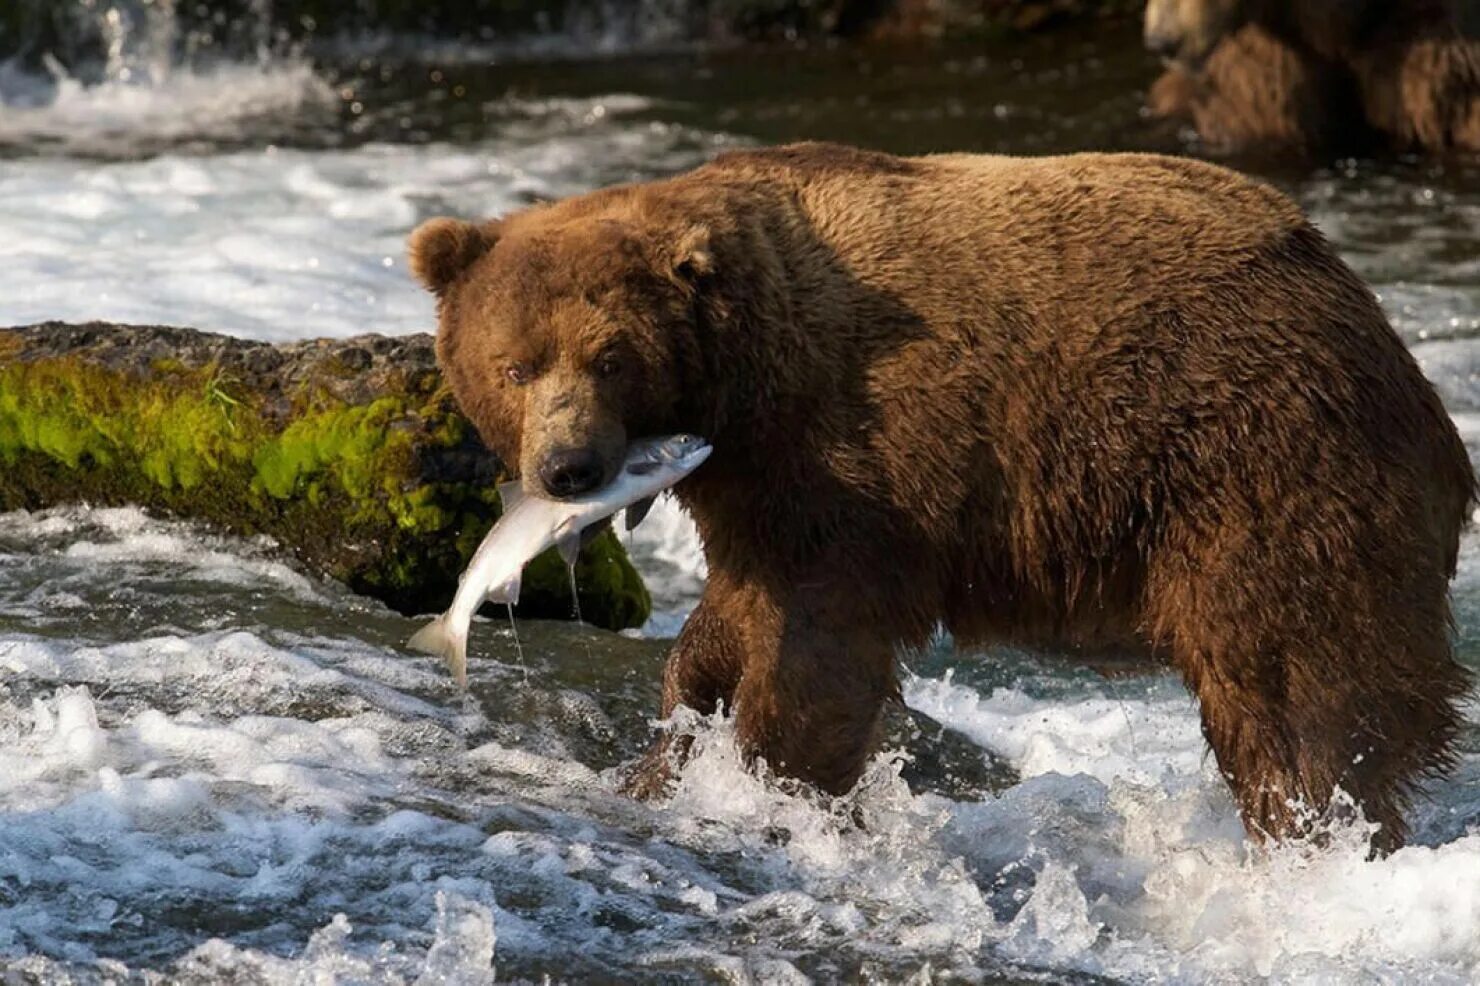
0, 322, 651, 631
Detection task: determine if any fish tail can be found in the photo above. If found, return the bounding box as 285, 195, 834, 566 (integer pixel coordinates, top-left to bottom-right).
407, 616, 469, 689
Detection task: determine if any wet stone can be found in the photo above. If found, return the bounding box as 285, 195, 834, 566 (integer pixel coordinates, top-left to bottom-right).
0, 321, 651, 629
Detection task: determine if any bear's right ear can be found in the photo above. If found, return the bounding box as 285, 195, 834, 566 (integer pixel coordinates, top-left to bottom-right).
407, 217, 500, 295
668, 224, 714, 286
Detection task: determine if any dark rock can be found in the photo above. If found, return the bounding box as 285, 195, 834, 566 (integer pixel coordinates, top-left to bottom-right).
0, 321, 651, 630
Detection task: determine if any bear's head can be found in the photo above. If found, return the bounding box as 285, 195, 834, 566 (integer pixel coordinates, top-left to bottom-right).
1147, 0, 1413, 67
1144, 0, 1248, 67
408, 203, 712, 499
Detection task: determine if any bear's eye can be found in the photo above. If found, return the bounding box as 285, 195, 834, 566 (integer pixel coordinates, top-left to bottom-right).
595, 353, 622, 379
506, 362, 534, 386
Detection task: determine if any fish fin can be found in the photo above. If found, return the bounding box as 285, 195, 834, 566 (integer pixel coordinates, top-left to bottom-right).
407, 615, 469, 689
557, 527, 582, 568
580, 518, 611, 547
486, 573, 521, 606
625, 495, 657, 532
497, 480, 525, 512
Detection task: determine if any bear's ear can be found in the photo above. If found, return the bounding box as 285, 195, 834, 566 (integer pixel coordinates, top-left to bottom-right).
669, 224, 714, 285
407, 217, 500, 295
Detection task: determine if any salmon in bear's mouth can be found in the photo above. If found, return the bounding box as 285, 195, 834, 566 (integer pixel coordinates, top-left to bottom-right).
407, 435, 711, 687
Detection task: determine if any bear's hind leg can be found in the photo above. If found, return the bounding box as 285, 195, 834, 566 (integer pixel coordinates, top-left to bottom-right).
1152, 532, 1469, 854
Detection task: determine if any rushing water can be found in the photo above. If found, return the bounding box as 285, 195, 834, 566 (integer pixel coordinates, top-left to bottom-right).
2, 7, 1480, 983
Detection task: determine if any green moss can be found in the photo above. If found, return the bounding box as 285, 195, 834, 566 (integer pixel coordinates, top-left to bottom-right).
392, 485, 455, 534
252, 397, 408, 502
149, 357, 190, 376
0, 350, 651, 630
0, 359, 263, 493
520, 525, 652, 628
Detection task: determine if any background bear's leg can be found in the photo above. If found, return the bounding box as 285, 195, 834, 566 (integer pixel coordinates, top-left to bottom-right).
622, 583, 745, 799
1146, 64, 1202, 122
1150, 519, 1470, 854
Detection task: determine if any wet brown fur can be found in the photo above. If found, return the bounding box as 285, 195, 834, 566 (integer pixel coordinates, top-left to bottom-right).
410, 143, 1476, 851
1147, 25, 1374, 154
1145, 0, 1480, 153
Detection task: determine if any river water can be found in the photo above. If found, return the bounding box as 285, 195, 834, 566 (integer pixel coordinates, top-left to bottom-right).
2, 8, 1480, 984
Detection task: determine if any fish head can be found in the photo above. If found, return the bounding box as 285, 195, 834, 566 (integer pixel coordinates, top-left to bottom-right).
622, 435, 713, 484
411, 207, 710, 502
641, 434, 711, 466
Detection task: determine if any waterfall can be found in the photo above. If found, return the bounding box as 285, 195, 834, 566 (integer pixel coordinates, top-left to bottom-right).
91, 0, 181, 85
0, 0, 330, 158
19, 0, 283, 84
1, 0, 806, 71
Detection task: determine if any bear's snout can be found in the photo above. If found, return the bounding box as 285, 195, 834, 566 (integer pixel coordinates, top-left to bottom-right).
1142, 0, 1237, 69
538, 447, 607, 499
1144, 29, 1182, 61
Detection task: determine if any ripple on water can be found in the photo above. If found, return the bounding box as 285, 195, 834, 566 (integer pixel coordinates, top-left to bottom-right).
0, 509, 1478, 982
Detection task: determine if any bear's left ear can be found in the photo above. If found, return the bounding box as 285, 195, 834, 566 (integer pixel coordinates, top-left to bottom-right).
407, 217, 501, 295
668, 224, 714, 286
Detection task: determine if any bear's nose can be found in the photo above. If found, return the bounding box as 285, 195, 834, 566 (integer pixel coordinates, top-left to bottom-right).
539, 448, 605, 498
1145, 31, 1181, 59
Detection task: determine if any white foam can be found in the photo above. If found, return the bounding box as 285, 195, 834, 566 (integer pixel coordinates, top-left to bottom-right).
0, 57, 336, 158
0, 505, 329, 612
0, 642, 498, 974
0, 97, 731, 340
170, 896, 496, 986
907, 670, 1207, 786
900, 666, 1480, 983
1, 575, 1478, 982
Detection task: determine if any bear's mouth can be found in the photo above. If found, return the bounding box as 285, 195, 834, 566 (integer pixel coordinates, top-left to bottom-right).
1171, 47, 1214, 73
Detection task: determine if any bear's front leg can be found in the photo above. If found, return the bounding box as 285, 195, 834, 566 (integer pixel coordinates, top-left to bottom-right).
623, 577, 898, 799
729, 581, 900, 796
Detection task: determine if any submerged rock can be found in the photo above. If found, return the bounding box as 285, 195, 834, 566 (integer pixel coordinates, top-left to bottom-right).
0, 322, 650, 630
457, 618, 1017, 800
888, 702, 1019, 800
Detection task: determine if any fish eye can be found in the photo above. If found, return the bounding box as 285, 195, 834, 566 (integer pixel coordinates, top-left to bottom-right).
595, 352, 622, 379
506, 362, 534, 386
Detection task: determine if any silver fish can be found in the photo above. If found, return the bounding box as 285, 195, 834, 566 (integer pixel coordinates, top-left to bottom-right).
407, 435, 712, 686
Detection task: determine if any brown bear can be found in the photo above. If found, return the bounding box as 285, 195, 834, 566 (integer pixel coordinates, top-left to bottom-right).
408, 142, 1474, 852
1146, 24, 1375, 154
1145, 0, 1480, 154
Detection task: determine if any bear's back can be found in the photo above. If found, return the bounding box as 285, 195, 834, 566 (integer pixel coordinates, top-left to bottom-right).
696, 144, 1312, 311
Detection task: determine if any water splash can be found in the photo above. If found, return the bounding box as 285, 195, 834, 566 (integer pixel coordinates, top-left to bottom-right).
505, 603, 530, 684
92, 0, 180, 87
0, 0, 334, 158
566, 563, 584, 625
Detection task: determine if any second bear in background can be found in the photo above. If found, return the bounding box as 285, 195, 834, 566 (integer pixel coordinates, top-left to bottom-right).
1145, 0, 1480, 154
